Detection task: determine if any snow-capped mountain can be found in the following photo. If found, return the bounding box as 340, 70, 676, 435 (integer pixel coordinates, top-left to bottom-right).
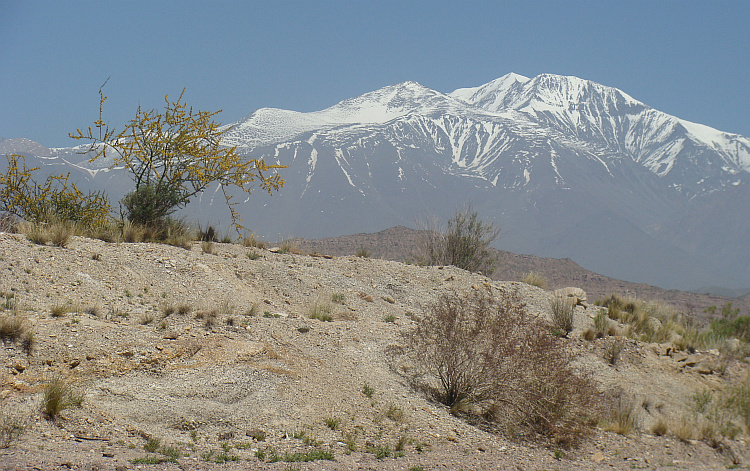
4, 74, 749, 290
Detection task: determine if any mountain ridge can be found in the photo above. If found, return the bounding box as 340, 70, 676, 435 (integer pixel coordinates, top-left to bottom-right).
3, 73, 749, 290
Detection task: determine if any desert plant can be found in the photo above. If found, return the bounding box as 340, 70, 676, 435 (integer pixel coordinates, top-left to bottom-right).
362, 383, 375, 398
42, 376, 85, 420
383, 314, 397, 323
50, 302, 69, 318
604, 337, 625, 365
407, 288, 601, 446
550, 296, 574, 337
415, 206, 499, 275
144, 437, 161, 452
521, 271, 547, 289
355, 247, 370, 258
0, 154, 111, 227
308, 303, 333, 322
603, 395, 636, 435
323, 417, 340, 430
331, 293, 345, 304
651, 419, 668, 436
0, 314, 27, 344
0, 413, 25, 448
72, 88, 285, 233
201, 240, 215, 254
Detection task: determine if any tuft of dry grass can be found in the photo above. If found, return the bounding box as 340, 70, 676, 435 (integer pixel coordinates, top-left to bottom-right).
308, 303, 333, 322
604, 337, 625, 365
50, 302, 69, 318
42, 376, 85, 420
603, 395, 636, 435
550, 296, 574, 337
521, 271, 547, 289
0, 413, 25, 448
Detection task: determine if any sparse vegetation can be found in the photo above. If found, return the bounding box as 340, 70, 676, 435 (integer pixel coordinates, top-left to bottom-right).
42, 376, 85, 420
362, 383, 375, 398
0, 413, 25, 448
604, 337, 625, 365
550, 296, 574, 337
521, 271, 547, 289
603, 395, 635, 435
406, 288, 601, 446
415, 206, 499, 275
355, 247, 370, 258
308, 302, 333, 322
323, 417, 340, 430
0, 153, 111, 228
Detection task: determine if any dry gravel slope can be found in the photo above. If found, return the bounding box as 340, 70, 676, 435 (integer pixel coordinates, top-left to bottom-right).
0, 232, 747, 470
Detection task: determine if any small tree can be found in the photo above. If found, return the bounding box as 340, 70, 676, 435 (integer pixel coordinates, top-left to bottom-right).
70, 86, 286, 232
0, 153, 111, 227
416, 206, 499, 275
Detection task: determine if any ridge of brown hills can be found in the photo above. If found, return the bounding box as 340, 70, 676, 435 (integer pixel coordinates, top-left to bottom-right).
291, 225, 750, 324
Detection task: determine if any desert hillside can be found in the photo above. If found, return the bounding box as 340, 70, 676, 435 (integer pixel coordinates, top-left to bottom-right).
1, 232, 748, 470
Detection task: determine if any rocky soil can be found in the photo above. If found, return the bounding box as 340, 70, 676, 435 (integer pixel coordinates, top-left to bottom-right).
0, 232, 748, 470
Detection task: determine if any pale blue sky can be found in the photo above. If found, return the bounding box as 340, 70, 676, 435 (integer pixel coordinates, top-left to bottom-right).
1, 0, 749, 147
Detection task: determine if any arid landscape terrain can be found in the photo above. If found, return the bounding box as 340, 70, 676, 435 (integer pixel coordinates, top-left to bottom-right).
1, 230, 749, 470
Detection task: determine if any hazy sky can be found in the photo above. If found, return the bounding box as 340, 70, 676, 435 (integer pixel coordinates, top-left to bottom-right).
2, 0, 749, 147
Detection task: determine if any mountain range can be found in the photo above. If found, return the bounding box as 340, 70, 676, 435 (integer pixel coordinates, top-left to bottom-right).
2, 73, 749, 291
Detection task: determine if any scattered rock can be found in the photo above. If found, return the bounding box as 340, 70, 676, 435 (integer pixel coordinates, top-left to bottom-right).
552, 287, 588, 307
592, 451, 605, 463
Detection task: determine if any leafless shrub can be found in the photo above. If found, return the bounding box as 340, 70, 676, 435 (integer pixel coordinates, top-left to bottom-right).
405, 288, 601, 447
415, 206, 499, 275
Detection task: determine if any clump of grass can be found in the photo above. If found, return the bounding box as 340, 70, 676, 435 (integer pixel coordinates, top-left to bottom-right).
323, 417, 340, 430
331, 293, 345, 304
383, 314, 397, 323
42, 376, 85, 420
247, 251, 261, 260
160, 304, 176, 317
245, 303, 259, 317
385, 403, 404, 422
1, 292, 16, 311
176, 303, 192, 315
201, 241, 215, 254
50, 302, 69, 318
0, 413, 26, 448
604, 337, 625, 365
550, 296, 574, 337
521, 271, 547, 289
355, 247, 370, 258
308, 303, 333, 322
651, 419, 668, 436
0, 314, 27, 344
362, 383, 375, 398
366, 445, 391, 459
242, 232, 266, 249
144, 437, 161, 452
48, 220, 77, 247
603, 395, 635, 435
139, 313, 154, 325
267, 448, 334, 463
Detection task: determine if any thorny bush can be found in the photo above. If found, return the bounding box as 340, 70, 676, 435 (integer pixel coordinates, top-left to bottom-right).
405, 287, 602, 447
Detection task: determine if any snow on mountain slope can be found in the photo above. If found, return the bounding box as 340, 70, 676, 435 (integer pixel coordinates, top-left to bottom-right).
449, 73, 750, 195
223, 81, 472, 148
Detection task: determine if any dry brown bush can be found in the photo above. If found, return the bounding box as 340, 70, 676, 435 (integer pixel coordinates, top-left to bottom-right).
405, 287, 602, 447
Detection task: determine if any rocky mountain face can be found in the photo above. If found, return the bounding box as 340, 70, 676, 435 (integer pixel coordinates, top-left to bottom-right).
3, 74, 749, 290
